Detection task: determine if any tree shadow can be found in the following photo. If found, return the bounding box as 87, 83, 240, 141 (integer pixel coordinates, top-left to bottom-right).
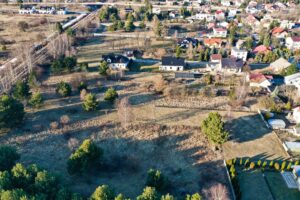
225, 114, 271, 143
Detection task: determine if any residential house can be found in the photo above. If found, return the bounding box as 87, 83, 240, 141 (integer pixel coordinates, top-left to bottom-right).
292, 107, 300, 124
228, 10, 237, 18
160, 56, 185, 71
280, 20, 295, 29
285, 72, 300, 90
221, 57, 243, 73
253, 45, 271, 54
207, 55, 243, 73
203, 38, 223, 48
206, 54, 222, 72
178, 38, 198, 48
231, 47, 248, 62
192, 13, 215, 22
221, 0, 231, 7
36, 6, 56, 14
247, 73, 273, 88
19, 5, 36, 14
152, 8, 161, 15
243, 14, 260, 28
215, 10, 225, 21
102, 54, 130, 70
286, 37, 300, 50
213, 27, 227, 38
270, 57, 291, 73
271, 27, 288, 39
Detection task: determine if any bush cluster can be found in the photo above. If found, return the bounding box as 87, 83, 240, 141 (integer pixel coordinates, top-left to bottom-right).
51, 57, 77, 74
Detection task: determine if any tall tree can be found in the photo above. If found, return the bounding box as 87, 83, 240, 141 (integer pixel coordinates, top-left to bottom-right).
0, 95, 24, 129
201, 112, 229, 145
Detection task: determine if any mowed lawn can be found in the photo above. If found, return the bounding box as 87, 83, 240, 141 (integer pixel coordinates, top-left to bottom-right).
265, 171, 300, 200
238, 170, 273, 200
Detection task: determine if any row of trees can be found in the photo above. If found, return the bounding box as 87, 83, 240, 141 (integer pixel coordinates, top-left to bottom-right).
0, 145, 81, 199
51, 56, 77, 74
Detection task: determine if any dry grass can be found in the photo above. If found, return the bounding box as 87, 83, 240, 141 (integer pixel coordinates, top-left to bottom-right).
0, 13, 77, 64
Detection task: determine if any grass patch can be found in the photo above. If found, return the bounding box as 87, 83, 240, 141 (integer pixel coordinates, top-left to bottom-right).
238, 170, 273, 200
129, 62, 159, 72
265, 171, 300, 200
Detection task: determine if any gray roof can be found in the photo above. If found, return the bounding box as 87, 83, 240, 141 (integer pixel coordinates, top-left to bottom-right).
162, 57, 185, 66
221, 58, 243, 69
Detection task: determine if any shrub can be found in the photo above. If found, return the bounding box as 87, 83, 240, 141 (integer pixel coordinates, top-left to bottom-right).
186, 193, 202, 200
295, 160, 299, 165
262, 161, 267, 168
226, 159, 233, 166
56, 82, 72, 97
0, 146, 20, 171
244, 158, 250, 167
281, 161, 286, 171
0, 95, 25, 129
82, 93, 98, 111
12, 80, 31, 100
239, 158, 243, 166
287, 162, 292, 170
99, 61, 109, 76
60, 115, 70, 126
104, 88, 118, 102
161, 194, 174, 200
90, 185, 114, 200
249, 162, 255, 169
269, 160, 274, 168
51, 57, 77, 74
200, 112, 229, 145
0, 45, 6, 51
29, 92, 43, 108
257, 160, 261, 167
50, 121, 59, 129
137, 187, 159, 200
77, 82, 87, 92
146, 169, 167, 192
67, 139, 103, 175
274, 162, 280, 170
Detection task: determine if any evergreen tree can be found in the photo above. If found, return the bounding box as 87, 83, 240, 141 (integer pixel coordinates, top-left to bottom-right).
13, 80, 30, 101
82, 93, 98, 111
29, 92, 43, 108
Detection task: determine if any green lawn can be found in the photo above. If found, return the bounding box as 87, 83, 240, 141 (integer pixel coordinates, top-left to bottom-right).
265, 171, 300, 200
238, 170, 273, 200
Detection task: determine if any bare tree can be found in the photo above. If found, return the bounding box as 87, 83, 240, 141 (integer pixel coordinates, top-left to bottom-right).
68, 138, 79, 151
117, 96, 133, 129
204, 183, 229, 200
48, 34, 71, 59
16, 43, 35, 73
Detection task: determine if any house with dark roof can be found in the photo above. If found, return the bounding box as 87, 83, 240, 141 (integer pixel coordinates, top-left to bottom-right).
221, 57, 243, 73
102, 54, 130, 70
160, 57, 185, 71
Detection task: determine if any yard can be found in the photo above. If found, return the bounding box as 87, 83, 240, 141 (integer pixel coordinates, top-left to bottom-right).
236, 169, 300, 200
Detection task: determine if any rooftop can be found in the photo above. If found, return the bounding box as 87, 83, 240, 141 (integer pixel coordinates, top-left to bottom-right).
162, 56, 185, 66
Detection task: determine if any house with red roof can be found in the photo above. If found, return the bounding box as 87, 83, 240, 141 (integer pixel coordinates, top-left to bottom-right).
203, 38, 223, 48
271, 27, 288, 39
215, 10, 225, 20
247, 73, 273, 88
253, 45, 271, 54
286, 36, 300, 50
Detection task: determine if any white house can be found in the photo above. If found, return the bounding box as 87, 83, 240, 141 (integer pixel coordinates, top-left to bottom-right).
231, 47, 248, 62
213, 27, 227, 38
221, 0, 231, 7
19, 6, 36, 14
228, 10, 237, 18
160, 56, 185, 71
102, 54, 130, 70
285, 72, 300, 90
152, 8, 161, 14
293, 107, 300, 124
286, 37, 300, 50
192, 13, 215, 22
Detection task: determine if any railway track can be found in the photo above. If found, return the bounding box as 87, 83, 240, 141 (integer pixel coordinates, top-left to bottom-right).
0, 10, 98, 93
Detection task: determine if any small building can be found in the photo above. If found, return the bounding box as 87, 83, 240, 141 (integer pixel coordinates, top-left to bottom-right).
102, 54, 130, 70
160, 56, 185, 71
192, 12, 216, 22
215, 10, 225, 20
271, 27, 288, 39
221, 57, 243, 73
286, 37, 300, 50
231, 47, 248, 62
270, 57, 291, 73
268, 119, 286, 129
213, 27, 227, 38
247, 73, 273, 88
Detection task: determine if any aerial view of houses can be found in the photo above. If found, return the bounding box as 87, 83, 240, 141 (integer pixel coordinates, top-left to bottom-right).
1, 0, 300, 199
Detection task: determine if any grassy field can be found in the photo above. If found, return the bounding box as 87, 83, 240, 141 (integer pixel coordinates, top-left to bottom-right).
223, 113, 288, 160
238, 170, 273, 200
265, 171, 300, 200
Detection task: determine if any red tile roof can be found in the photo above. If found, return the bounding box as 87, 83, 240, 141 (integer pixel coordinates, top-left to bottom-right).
253, 45, 271, 53
292, 36, 300, 42
211, 54, 222, 60
272, 27, 285, 35
203, 38, 222, 46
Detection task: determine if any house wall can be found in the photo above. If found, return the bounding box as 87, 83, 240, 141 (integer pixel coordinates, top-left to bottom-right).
231, 50, 248, 61
160, 65, 184, 71
109, 63, 128, 70
286, 38, 300, 50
